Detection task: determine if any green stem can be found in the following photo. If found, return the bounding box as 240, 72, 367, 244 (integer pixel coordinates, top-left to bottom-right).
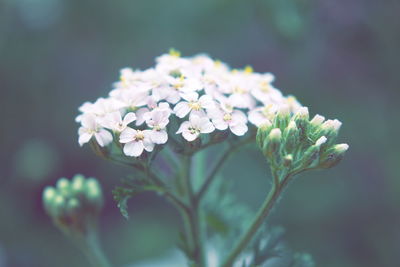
181, 155, 205, 267
221, 174, 292, 267
69, 224, 111, 267
196, 137, 254, 202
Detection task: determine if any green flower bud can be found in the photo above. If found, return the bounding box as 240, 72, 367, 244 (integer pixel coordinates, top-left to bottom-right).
310, 114, 325, 128
292, 107, 309, 140
71, 174, 86, 196
56, 178, 70, 197
263, 128, 282, 158
283, 121, 299, 153
283, 154, 293, 167
301, 144, 320, 168
318, 119, 342, 145
86, 178, 103, 211
319, 143, 349, 169
43, 186, 57, 215
256, 123, 272, 149
42, 175, 104, 234
52, 194, 66, 218
274, 106, 290, 129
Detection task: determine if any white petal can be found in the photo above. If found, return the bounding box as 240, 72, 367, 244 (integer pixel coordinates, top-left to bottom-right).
174, 102, 191, 118
200, 119, 215, 134
182, 131, 198, 142
95, 129, 113, 147
143, 137, 155, 152
123, 141, 144, 157
135, 108, 149, 126
212, 118, 228, 130
181, 92, 198, 102
248, 110, 265, 126
81, 114, 97, 129
176, 121, 190, 134
150, 130, 168, 144
78, 132, 92, 146
119, 127, 136, 143
232, 110, 247, 123
230, 123, 248, 136
199, 95, 215, 109
123, 112, 137, 124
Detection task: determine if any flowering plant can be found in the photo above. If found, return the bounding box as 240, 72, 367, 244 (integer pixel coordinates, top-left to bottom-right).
43, 50, 348, 267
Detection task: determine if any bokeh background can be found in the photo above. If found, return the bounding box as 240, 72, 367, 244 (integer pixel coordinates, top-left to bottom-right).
1, 0, 399, 266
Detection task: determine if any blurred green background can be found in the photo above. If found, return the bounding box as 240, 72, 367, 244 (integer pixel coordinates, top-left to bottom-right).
1, 0, 399, 266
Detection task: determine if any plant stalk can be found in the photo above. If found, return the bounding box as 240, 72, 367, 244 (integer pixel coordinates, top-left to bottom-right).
221, 174, 292, 267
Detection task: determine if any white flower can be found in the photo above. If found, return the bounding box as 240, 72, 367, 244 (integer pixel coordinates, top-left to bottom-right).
78, 114, 113, 147
176, 115, 215, 141
173, 92, 215, 118
119, 128, 154, 157
136, 101, 171, 126
208, 108, 248, 136
144, 108, 171, 144
76, 98, 125, 122
248, 104, 278, 127
100, 111, 136, 132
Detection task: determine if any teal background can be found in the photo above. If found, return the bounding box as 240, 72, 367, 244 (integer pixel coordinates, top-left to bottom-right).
1, 0, 399, 266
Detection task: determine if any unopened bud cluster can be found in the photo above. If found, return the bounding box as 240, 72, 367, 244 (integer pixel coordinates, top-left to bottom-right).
42, 174, 103, 233
256, 107, 349, 172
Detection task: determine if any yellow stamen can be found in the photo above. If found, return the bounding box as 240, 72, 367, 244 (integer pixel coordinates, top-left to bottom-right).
244, 65, 253, 73
169, 48, 181, 57
135, 131, 145, 140
223, 113, 232, 122
189, 102, 201, 111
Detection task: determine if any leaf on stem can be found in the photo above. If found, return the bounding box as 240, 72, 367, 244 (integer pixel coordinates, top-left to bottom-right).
112, 176, 165, 219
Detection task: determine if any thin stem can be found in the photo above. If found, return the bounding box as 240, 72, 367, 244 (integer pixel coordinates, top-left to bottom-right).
181, 155, 205, 267
221, 174, 292, 267
196, 137, 254, 202
68, 223, 111, 267
82, 227, 111, 267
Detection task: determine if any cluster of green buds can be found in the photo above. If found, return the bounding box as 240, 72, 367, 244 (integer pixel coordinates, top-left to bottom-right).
42, 174, 104, 235
256, 107, 349, 175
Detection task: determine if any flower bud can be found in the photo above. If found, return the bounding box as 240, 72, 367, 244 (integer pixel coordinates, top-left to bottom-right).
319, 143, 349, 169
256, 123, 272, 149
86, 178, 103, 211
283, 121, 299, 153
318, 119, 342, 144
71, 174, 86, 196
293, 107, 309, 140
283, 154, 293, 167
56, 178, 70, 197
301, 145, 320, 168
315, 136, 327, 147
42, 175, 104, 234
310, 114, 325, 127
275, 106, 290, 129
263, 128, 281, 158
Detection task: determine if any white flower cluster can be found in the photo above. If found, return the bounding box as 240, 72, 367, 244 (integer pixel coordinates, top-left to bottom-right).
76, 51, 302, 157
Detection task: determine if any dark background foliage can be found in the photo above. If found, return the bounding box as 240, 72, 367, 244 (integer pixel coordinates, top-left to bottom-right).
1, 0, 399, 266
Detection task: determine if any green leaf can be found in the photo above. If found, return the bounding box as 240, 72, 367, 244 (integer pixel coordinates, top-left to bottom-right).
112, 175, 165, 219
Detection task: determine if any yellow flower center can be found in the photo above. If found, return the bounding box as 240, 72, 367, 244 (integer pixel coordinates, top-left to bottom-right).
169, 48, 181, 57
135, 131, 145, 141
189, 101, 201, 111
223, 113, 232, 122
244, 65, 253, 73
